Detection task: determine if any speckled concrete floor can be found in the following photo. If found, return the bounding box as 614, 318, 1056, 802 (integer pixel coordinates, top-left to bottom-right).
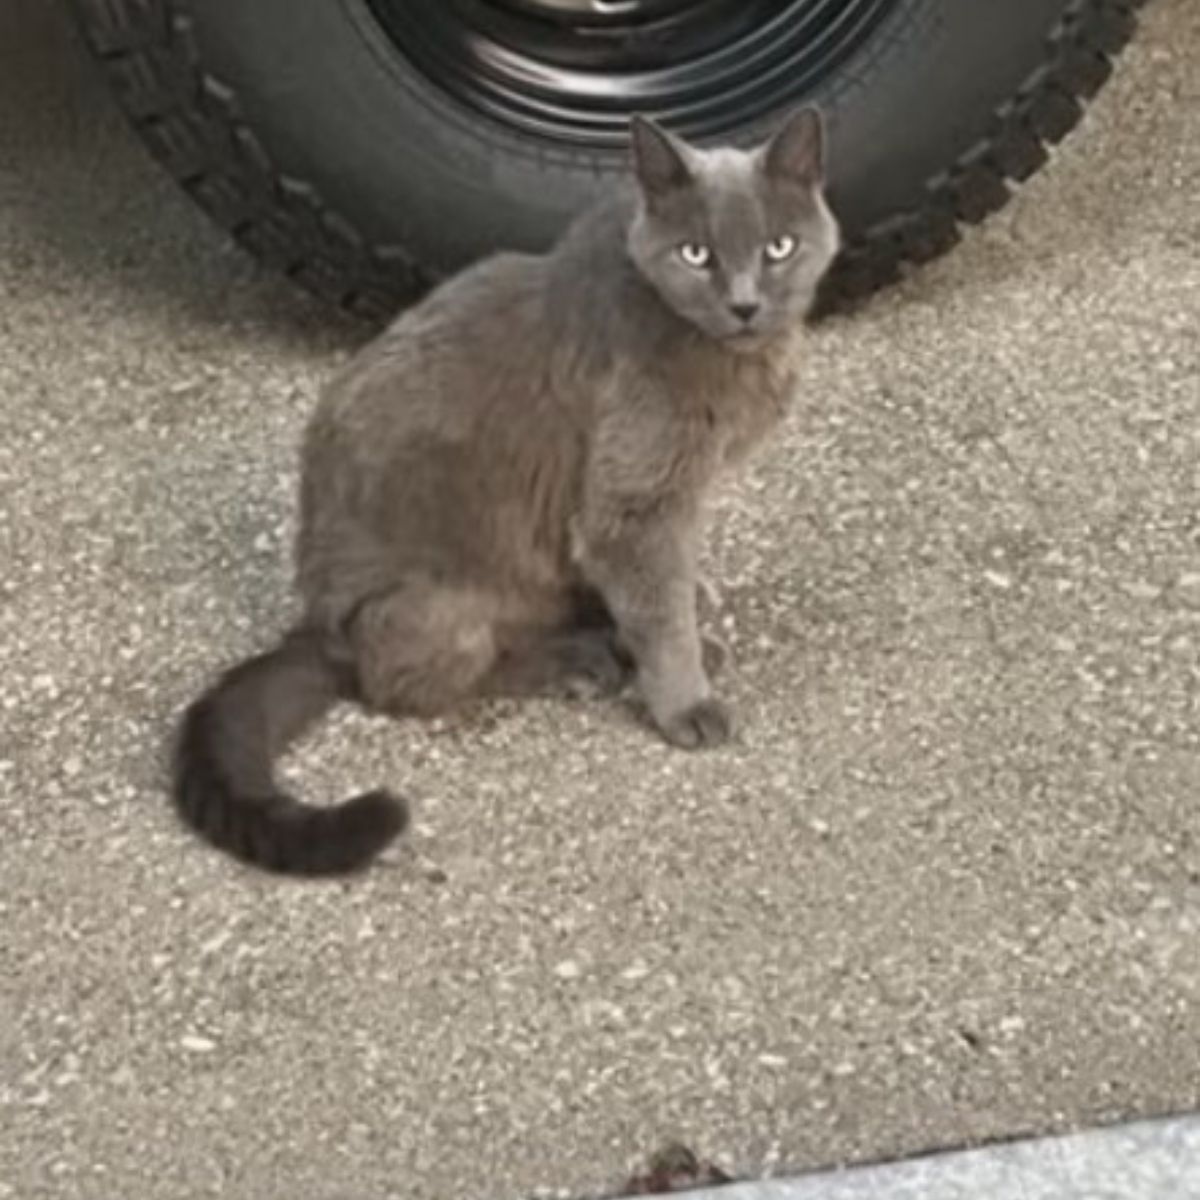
1, 2, 1197, 1199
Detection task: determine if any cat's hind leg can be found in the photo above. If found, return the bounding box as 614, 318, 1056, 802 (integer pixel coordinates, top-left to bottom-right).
484, 627, 633, 700
349, 579, 499, 717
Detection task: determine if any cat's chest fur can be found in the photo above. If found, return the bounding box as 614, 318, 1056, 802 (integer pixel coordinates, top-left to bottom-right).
656, 334, 799, 471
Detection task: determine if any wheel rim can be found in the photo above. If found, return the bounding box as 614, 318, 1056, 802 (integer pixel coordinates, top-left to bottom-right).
365, 0, 898, 146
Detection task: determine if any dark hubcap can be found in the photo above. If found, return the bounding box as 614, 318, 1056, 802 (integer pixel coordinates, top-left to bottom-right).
506, 1, 687, 17
367, 0, 897, 146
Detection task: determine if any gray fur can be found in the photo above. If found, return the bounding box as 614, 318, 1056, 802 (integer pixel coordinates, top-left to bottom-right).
175, 109, 840, 873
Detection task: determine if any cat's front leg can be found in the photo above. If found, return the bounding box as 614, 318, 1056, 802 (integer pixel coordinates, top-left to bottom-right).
580, 515, 731, 750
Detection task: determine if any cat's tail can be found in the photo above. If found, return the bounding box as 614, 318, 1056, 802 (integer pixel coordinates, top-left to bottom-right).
173, 628, 408, 875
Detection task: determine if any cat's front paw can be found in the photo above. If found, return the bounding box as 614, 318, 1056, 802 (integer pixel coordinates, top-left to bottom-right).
658, 698, 733, 750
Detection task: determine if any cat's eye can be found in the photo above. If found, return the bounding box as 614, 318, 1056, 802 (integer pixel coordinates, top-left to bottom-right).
765, 234, 798, 263
678, 242, 712, 269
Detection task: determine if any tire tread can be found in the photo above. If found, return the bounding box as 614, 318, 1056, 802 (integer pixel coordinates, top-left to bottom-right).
66, 0, 1144, 319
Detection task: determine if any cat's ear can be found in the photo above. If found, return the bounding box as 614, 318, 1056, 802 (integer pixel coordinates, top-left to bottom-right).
630, 115, 694, 202
762, 106, 826, 187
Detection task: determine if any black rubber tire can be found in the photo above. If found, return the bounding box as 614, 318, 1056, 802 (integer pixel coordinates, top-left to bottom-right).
67, 0, 1145, 321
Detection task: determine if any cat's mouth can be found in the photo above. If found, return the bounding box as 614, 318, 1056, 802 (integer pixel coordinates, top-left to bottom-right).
724, 314, 782, 342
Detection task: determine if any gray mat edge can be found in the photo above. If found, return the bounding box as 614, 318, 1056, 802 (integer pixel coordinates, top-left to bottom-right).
629, 1114, 1200, 1200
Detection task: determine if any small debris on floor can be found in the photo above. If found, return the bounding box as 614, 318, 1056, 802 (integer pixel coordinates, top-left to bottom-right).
624, 1142, 732, 1194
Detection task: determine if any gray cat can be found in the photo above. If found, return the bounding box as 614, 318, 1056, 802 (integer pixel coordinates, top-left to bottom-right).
175, 109, 840, 875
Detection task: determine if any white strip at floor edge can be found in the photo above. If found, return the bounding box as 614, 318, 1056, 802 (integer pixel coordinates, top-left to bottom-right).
630, 1114, 1200, 1200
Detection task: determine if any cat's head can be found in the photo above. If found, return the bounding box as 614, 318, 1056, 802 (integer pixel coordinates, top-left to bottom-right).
626, 109, 840, 342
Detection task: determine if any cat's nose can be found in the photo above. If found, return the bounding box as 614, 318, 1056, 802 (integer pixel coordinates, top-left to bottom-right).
729, 301, 760, 324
